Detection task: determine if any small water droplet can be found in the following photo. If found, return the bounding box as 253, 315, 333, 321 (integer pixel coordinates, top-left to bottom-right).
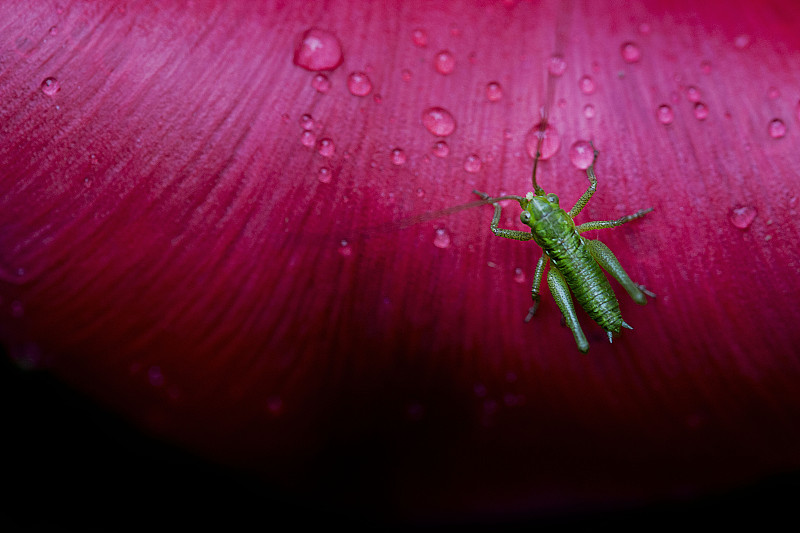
432, 140, 450, 157
621, 42, 641, 63
433, 228, 451, 248
49, 25, 58, 36
638, 22, 651, 34
317, 137, 335, 157
421, 106, 456, 137
148, 365, 164, 387
768, 118, 786, 139
568, 140, 595, 169
583, 103, 596, 119
373, 93, 382, 104
412, 28, 428, 47
685, 86, 700, 102
464, 154, 482, 173
656, 104, 674, 125
578, 75, 595, 95
767, 86, 780, 100
547, 55, 566, 77
41, 77, 60, 96
486, 81, 503, 102
700, 60, 712, 74
415, 187, 425, 198
299, 113, 315, 130
338, 239, 352, 256
347, 71, 372, 96
693, 102, 709, 120
434, 50, 455, 75
311, 73, 331, 93
729, 205, 757, 229
317, 166, 332, 183
391, 148, 407, 165
401, 68, 412, 82
734, 34, 751, 49
525, 121, 560, 160
300, 130, 317, 147
513, 267, 525, 284
293, 28, 344, 71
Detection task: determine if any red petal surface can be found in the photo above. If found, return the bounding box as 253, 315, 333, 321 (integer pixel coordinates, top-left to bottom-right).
2, 0, 800, 522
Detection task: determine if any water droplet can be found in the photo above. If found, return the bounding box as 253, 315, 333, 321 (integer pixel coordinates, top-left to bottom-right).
486, 81, 503, 102
734, 34, 751, 49
311, 73, 331, 93
318, 166, 332, 183
656, 104, 674, 125
700, 60, 712, 74
293, 28, 343, 71
299, 113, 314, 130
638, 22, 651, 34
300, 130, 317, 147
41, 77, 60, 96
434, 50, 455, 75
547, 55, 566, 77
729, 205, 757, 229
49, 25, 58, 36
767, 86, 780, 100
338, 239, 352, 256
415, 187, 425, 198
768, 118, 786, 139
693, 102, 709, 120
347, 71, 372, 96
583, 103, 596, 119
432, 140, 450, 157
621, 42, 641, 63
412, 28, 428, 47
391, 148, 407, 165
433, 228, 451, 248
373, 93, 383, 104
578, 75, 595, 94
463, 154, 482, 173
401, 69, 412, 82
568, 140, 595, 169
513, 267, 525, 284
525, 121, 560, 160
421, 106, 456, 137
685, 86, 700, 102
147, 365, 164, 387
317, 137, 335, 157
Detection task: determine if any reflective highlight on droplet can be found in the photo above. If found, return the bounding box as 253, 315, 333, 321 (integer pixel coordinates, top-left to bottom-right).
318, 166, 332, 183
548, 55, 566, 77
432, 140, 449, 158
729, 206, 757, 229
693, 102, 709, 121
463, 154, 482, 173
685, 86, 700, 102
422, 107, 456, 137
311, 73, 331, 93
578, 75, 595, 94
317, 137, 335, 156
412, 28, 428, 47
434, 50, 455, 75
583, 103, 596, 119
433, 228, 451, 248
568, 140, 594, 170
41, 77, 60, 96
768, 118, 786, 139
621, 42, 641, 63
391, 148, 407, 165
293, 28, 344, 71
347, 72, 372, 96
486, 81, 503, 102
525, 121, 560, 160
656, 104, 674, 125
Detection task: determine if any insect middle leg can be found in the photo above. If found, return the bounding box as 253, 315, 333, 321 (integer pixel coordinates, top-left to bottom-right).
567, 143, 599, 218
583, 239, 655, 305
524, 253, 548, 322
574, 207, 654, 233
472, 190, 534, 241
547, 265, 590, 353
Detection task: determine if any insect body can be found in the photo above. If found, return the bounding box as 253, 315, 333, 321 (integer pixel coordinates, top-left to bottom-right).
473, 143, 654, 353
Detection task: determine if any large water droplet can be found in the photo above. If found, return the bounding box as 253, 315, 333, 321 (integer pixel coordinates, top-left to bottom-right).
568, 140, 594, 169
547, 55, 566, 77
656, 104, 674, 125
621, 42, 642, 63
412, 28, 428, 47
525, 121, 560, 160
486, 81, 503, 102
433, 228, 451, 248
311, 73, 331, 93
391, 148, 407, 165
347, 71, 372, 96
578, 75, 595, 94
293, 28, 343, 71
693, 102, 709, 120
768, 118, 786, 139
422, 107, 456, 137
434, 50, 455, 75
41, 77, 60, 96
300, 130, 317, 147
464, 154, 482, 173
729, 205, 757, 229
317, 166, 332, 183
583, 103, 596, 119
317, 137, 335, 157
685, 86, 700, 102
432, 140, 450, 158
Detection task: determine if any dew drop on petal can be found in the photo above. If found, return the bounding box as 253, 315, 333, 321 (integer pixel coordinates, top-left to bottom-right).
347, 71, 372, 96
729, 205, 757, 229
338, 239, 352, 256
391, 148, 407, 165
421, 106, 456, 137
513, 267, 525, 284
768, 118, 786, 139
568, 140, 595, 170
547, 55, 566, 77
767, 86, 780, 100
432, 140, 450, 157
693, 102, 709, 120
293, 28, 343, 72
525, 121, 560, 160
412, 28, 428, 47
434, 50, 455, 75
416, 187, 425, 198
656, 104, 674, 125
299, 113, 314, 130
300, 130, 317, 147
685, 85, 700, 102
41, 77, 60, 96
464, 154, 482, 173
583, 103, 596, 119
621, 42, 641, 63
311, 73, 331, 93
317, 166, 332, 183
433, 228, 451, 248
577, 75, 596, 95
486, 81, 503, 102
734, 34, 751, 49
317, 137, 335, 157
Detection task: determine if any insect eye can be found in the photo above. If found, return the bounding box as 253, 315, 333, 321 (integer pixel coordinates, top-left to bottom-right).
520, 211, 531, 223
546, 193, 559, 204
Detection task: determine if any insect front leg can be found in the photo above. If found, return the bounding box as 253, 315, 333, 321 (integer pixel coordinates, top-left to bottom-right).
547, 265, 590, 353
524, 253, 548, 322
567, 143, 599, 218
583, 239, 654, 305
472, 190, 534, 241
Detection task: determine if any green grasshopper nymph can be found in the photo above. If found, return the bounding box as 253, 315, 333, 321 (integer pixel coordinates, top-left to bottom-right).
473, 134, 655, 353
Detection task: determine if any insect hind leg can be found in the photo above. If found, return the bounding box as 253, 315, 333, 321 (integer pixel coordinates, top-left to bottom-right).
547, 265, 590, 353
583, 239, 654, 305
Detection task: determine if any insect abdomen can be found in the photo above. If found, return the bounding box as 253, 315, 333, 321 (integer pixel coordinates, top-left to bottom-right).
534, 212, 623, 333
